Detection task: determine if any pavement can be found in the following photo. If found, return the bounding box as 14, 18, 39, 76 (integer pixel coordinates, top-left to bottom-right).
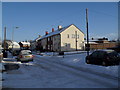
33, 50, 87, 56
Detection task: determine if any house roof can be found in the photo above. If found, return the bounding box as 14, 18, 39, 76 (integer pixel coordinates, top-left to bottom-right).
32, 36, 42, 42
13, 42, 20, 46
39, 24, 84, 40
19, 42, 30, 45
84, 41, 98, 44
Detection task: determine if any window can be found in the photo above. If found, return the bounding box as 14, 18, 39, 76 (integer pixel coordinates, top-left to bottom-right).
67, 43, 70, 48
54, 37, 56, 41
65, 43, 67, 47
97, 51, 106, 58
79, 43, 81, 47
108, 52, 118, 57
64, 43, 67, 47
67, 34, 69, 38
72, 34, 75, 38
48, 38, 50, 41
58, 42, 60, 46
91, 51, 98, 57
72, 34, 79, 39
21, 51, 32, 55
77, 35, 79, 39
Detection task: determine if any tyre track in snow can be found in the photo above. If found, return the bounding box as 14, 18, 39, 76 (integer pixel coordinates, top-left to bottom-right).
47, 56, 119, 80
35, 55, 119, 81
34, 56, 118, 88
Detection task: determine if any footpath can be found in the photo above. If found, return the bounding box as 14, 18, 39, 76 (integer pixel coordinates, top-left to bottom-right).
33, 51, 87, 56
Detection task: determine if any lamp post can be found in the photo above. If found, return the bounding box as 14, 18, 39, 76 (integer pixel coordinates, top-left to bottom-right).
12, 27, 19, 57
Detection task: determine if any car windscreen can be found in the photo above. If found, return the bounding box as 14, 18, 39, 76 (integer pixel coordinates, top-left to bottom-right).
91, 51, 106, 58
91, 51, 98, 57
108, 52, 118, 57
0, 49, 2, 53
21, 52, 32, 55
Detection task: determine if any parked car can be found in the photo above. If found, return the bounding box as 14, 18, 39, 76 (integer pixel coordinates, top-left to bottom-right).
86, 50, 120, 66
2, 50, 8, 58
17, 50, 34, 62
12, 50, 20, 56
0, 48, 3, 62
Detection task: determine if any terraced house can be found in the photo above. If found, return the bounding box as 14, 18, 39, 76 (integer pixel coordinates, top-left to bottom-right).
37, 24, 85, 52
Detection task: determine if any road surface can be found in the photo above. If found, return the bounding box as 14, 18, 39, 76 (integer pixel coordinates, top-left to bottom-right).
2, 53, 119, 88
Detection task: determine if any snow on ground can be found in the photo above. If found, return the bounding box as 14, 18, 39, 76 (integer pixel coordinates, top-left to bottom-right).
35, 52, 119, 78
2, 51, 119, 88
33, 51, 87, 56
2, 61, 111, 88
2, 59, 118, 88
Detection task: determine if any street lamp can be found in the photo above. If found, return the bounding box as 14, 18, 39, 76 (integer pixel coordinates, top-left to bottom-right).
12, 27, 19, 42
12, 27, 19, 57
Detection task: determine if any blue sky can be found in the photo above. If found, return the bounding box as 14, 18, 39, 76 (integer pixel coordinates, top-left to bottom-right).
2, 2, 118, 42
0, 1, 2, 41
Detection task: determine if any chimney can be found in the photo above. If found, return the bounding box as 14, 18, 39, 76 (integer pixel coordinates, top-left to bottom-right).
58, 25, 62, 30
52, 28, 54, 32
45, 31, 48, 35
39, 35, 41, 38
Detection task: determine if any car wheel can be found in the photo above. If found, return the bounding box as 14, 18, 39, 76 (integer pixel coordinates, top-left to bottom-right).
102, 61, 107, 66
21, 61, 24, 63
86, 59, 90, 64
30, 59, 33, 62
17, 58, 20, 61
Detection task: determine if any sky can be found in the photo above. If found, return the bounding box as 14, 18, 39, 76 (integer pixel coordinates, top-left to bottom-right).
0, 1, 2, 42
2, 2, 118, 42
1, 0, 120, 2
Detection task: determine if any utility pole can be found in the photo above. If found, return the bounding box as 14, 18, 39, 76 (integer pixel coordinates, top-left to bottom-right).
86, 8, 90, 56
4, 27, 6, 50
75, 31, 77, 51
3, 27, 8, 58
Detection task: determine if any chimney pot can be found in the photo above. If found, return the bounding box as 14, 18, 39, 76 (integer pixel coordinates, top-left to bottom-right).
45, 31, 48, 35
52, 28, 54, 32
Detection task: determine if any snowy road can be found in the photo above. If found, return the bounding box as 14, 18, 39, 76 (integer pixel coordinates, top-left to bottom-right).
2, 53, 119, 88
